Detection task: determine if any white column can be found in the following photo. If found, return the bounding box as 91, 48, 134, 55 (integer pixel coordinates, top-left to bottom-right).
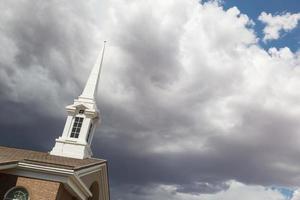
61, 115, 74, 139
78, 118, 92, 144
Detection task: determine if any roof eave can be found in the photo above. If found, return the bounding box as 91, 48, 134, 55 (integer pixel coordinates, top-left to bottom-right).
0, 161, 18, 170
1, 161, 92, 200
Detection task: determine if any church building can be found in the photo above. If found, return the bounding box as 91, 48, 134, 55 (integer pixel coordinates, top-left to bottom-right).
0, 43, 110, 200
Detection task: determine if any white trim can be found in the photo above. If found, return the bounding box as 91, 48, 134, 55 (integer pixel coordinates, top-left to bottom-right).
98, 164, 110, 200
18, 162, 74, 175
76, 163, 104, 177
55, 138, 88, 146
0, 163, 17, 170
3, 162, 92, 200
72, 175, 92, 197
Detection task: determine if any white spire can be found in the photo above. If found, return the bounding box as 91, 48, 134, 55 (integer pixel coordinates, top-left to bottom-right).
50, 42, 107, 159
80, 41, 106, 100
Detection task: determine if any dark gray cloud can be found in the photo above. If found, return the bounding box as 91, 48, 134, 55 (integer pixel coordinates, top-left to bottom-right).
0, 0, 300, 200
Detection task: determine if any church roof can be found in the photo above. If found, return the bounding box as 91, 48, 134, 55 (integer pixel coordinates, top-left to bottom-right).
0, 146, 106, 170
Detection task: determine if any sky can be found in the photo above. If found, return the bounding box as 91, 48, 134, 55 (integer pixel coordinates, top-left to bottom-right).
0, 0, 300, 199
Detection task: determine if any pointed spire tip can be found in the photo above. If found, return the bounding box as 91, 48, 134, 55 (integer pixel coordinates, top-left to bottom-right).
79, 42, 107, 100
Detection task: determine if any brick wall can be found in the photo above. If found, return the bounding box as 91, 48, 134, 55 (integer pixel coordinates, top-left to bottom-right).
16, 176, 60, 200
0, 173, 76, 200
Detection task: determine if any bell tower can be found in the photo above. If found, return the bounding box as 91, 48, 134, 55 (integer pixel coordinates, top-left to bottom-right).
50, 42, 106, 159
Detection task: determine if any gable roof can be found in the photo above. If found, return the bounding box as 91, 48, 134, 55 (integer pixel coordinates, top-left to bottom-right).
0, 146, 106, 170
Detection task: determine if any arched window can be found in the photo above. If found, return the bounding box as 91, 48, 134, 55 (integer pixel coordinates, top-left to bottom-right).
4, 187, 29, 200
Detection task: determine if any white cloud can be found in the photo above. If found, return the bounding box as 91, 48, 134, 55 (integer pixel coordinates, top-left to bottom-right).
200, 181, 286, 200
258, 12, 300, 42
292, 190, 300, 200
1, 0, 300, 199
114, 181, 286, 200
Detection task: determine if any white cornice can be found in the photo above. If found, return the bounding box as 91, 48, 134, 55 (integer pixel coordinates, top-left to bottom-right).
55, 138, 88, 146
18, 162, 74, 175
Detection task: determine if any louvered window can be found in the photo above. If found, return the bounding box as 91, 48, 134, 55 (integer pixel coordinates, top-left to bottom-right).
70, 117, 83, 138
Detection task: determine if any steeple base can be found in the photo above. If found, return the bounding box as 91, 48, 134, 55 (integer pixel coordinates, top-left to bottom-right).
50, 139, 92, 159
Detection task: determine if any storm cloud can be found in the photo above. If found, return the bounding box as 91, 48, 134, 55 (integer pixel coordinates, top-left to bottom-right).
0, 0, 300, 199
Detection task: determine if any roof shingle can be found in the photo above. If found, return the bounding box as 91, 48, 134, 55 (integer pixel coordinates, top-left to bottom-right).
0, 146, 105, 170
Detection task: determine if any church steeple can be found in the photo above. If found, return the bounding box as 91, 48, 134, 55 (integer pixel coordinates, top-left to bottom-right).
80, 41, 106, 100
50, 42, 106, 159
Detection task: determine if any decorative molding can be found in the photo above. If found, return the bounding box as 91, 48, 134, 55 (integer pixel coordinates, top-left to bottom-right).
3, 162, 92, 200
0, 163, 17, 170
18, 162, 74, 175
77, 163, 104, 177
